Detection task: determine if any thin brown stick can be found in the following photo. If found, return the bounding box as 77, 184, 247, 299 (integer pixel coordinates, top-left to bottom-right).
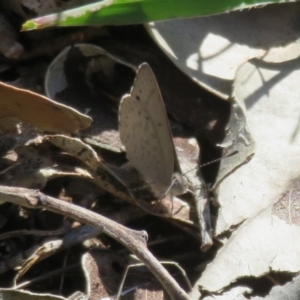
0, 207, 145, 274
0, 185, 190, 300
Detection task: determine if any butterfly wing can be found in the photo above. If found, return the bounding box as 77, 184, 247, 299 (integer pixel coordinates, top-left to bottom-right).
119, 63, 174, 198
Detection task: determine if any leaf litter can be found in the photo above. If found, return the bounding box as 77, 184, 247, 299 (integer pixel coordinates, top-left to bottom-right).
0, 2, 300, 299
195, 40, 300, 297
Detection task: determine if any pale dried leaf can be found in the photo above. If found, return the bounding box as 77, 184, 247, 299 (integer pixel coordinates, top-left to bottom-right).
213, 96, 255, 190
147, 3, 300, 98
46, 135, 100, 170
197, 178, 300, 292
45, 43, 134, 153
214, 42, 300, 234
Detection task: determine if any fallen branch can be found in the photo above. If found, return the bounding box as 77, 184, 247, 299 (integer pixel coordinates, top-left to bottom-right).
0, 185, 190, 300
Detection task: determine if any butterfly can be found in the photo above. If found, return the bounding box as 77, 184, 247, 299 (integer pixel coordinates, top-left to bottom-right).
119, 63, 188, 199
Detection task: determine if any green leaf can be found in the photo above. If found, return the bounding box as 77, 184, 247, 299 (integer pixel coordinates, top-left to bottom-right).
22, 0, 299, 31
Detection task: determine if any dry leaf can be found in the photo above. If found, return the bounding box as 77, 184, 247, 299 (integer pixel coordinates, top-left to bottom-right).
197, 178, 300, 293
214, 42, 300, 235
14, 238, 63, 285
45, 43, 135, 152
0, 81, 91, 134
1, 143, 93, 190
147, 3, 300, 99
46, 135, 100, 170
47, 135, 199, 230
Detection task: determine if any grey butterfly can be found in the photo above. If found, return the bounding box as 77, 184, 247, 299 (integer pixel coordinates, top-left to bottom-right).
119, 63, 188, 199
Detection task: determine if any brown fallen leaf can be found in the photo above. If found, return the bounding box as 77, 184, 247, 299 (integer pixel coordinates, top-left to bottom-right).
0, 81, 92, 134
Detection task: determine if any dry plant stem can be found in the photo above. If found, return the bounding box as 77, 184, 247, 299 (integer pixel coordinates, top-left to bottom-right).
194, 189, 212, 252
184, 179, 212, 250
0, 186, 190, 300
117, 261, 192, 299
0, 207, 145, 274
0, 225, 100, 275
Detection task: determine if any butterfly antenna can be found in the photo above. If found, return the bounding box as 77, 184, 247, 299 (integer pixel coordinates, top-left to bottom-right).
165, 182, 174, 196
199, 150, 238, 168
183, 150, 238, 176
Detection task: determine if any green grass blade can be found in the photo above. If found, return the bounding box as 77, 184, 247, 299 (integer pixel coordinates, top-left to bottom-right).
22, 0, 299, 31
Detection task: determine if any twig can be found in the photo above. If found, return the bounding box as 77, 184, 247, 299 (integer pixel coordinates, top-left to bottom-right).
116, 261, 192, 299
0, 206, 145, 274
0, 185, 190, 300
193, 187, 213, 252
